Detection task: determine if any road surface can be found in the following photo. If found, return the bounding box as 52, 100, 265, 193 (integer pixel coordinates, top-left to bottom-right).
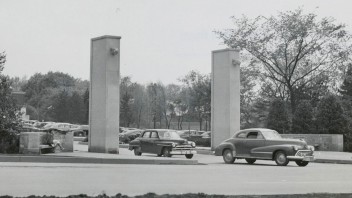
1, 153, 352, 196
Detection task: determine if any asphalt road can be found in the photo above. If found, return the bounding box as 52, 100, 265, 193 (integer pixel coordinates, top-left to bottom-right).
1, 154, 352, 197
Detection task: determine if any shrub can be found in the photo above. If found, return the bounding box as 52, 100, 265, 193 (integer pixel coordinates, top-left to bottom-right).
0, 130, 19, 154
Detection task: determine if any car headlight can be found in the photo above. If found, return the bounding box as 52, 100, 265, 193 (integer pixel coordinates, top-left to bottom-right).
307, 145, 315, 151
190, 142, 196, 148
292, 145, 299, 151
172, 143, 176, 147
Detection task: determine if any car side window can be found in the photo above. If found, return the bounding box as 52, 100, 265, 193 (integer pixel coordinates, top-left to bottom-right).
247, 132, 258, 139
257, 132, 264, 139
236, 132, 247, 138
142, 132, 151, 138
151, 132, 158, 138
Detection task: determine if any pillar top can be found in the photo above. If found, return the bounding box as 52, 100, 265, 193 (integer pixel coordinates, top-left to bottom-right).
212, 48, 240, 53
92, 35, 121, 41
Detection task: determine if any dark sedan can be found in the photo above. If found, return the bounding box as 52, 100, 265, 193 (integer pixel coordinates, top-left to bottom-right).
129, 129, 197, 159
214, 128, 314, 166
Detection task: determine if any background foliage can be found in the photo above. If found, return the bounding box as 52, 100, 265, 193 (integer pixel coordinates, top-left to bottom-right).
2, 9, 352, 151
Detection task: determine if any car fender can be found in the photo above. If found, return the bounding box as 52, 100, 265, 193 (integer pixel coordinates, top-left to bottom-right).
258, 144, 296, 158
128, 140, 141, 150
214, 142, 236, 156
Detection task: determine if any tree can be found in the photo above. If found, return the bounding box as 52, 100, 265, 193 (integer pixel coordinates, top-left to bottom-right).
339, 63, 352, 100
316, 95, 347, 134
9, 76, 28, 92
83, 88, 89, 124
240, 61, 261, 129
266, 99, 290, 133
131, 84, 147, 128
67, 91, 85, 124
146, 83, 162, 128
0, 52, 21, 154
171, 86, 189, 130
181, 71, 211, 131
292, 100, 314, 133
51, 90, 69, 122
120, 77, 135, 127
217, 8, 352, 114
0, 52, 20, 131
22, 72, 76, 121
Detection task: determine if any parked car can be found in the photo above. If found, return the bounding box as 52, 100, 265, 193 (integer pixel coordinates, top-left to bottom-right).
72, 125, 89, 137
214, 128, 315, 166
119, 129, 143, 143
177, 130, 199, 139
177, 130, 211, 147
198, 131, 211, 147
129, 129, 197, 159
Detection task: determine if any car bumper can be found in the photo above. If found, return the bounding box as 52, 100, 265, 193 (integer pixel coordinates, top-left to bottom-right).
287, 156, 315, 161
287, 149, 315, 161
170, 150, 197, 155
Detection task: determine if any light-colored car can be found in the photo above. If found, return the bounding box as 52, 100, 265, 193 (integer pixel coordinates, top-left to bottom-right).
119, 129, 143, 143
215, 128, 314, 166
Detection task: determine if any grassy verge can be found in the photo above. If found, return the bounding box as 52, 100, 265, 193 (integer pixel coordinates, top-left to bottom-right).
1, 193, 352, 198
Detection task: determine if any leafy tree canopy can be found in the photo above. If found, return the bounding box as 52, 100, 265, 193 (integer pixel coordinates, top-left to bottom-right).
0, 52, 20, 131
217, 8, 352, 113
316, 95, 347, 134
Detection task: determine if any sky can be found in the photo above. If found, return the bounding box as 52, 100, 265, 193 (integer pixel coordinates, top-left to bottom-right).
1, 0, 352, 85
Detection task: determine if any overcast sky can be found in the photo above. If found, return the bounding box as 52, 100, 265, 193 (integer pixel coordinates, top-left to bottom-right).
1, 0, 352, 85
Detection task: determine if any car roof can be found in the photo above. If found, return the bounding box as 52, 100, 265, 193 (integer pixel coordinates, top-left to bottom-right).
143, 129, 177, 132
235, 128, 276, 134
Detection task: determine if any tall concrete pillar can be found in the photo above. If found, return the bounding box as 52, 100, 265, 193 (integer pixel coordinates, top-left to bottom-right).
211, 48, 240, 150
89, 35, 121, 154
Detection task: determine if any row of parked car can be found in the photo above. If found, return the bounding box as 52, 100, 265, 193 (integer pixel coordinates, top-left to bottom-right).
21, 120, 89, 137
22, 121, 210, 146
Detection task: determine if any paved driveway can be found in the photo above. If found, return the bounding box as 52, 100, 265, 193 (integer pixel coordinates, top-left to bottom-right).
1, 155, 352, 196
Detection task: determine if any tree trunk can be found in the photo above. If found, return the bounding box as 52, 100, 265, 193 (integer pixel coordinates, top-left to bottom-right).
287, 84, 296, 114
137, 107, 142, 128
180, 116, 183, 130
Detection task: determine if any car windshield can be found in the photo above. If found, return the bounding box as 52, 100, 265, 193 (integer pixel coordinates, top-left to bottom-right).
261, 130, 282, 140
158, 131, 182, 139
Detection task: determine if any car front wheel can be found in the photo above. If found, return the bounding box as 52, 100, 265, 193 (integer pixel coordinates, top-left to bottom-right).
222, 149, 235, 164
274, 151, 289, 166
245, 158, 256, 164
162, 147, 172, 157
295, 160, 309, 167
185, 154, 193, 159
134, 147, 142, 156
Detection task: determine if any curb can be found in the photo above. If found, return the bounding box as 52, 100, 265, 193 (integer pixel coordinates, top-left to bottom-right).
194, 149, 352, 165
313, 159, 352, 164
0, 155, 198, 165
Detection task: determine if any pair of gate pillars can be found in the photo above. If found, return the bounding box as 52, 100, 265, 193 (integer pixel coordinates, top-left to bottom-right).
89, 35, 240, 153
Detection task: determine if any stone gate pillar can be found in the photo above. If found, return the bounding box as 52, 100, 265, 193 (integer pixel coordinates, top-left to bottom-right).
89, 35, 121, 154
211, 48, 240, 150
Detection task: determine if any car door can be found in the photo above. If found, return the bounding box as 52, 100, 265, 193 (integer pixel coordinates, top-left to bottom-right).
140, 131, 151, 153
148, 131, 160, 154
233, 131, 247, 155
243, 131, 266, 157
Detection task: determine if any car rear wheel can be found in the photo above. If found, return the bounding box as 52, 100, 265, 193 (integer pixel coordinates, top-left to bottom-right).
134, 147, 142, 156
274, 151, 289, 166
185, 154, 193, 159
222, 149, 235, 164
295, 160, 309, 167
162, 147, 172, 157
245, 158, 256, 164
